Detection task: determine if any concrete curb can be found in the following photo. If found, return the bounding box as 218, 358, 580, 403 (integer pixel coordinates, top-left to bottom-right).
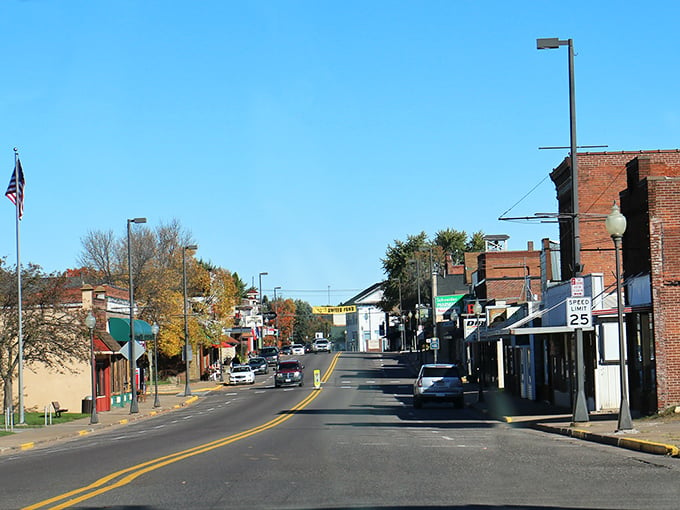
532, 423, 680, 457
3, 391, 208, 454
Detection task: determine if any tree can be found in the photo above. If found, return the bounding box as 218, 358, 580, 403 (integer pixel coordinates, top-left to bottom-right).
0, 261, 88, 412
77, 229, 117, 282
379, 229, 485, 313
292, 300, 314, 344
434, 228, 468, 264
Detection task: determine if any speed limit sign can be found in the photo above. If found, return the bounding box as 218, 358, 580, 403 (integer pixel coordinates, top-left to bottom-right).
566, 297, 592, 328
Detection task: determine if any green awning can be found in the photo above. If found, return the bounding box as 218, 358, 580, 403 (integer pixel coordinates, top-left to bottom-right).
108, 317, 155, 343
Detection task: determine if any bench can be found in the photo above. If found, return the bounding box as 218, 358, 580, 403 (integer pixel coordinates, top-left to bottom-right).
52, 401, 68, 417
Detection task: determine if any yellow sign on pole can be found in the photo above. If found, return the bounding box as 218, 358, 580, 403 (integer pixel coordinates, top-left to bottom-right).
314, 369, 321, 389
312, 305, 356, 315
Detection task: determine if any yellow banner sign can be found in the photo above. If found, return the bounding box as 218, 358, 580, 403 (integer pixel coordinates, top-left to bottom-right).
312, 305, 357, 314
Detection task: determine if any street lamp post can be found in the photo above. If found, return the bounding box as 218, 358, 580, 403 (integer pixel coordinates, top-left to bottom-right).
258, 272, 268, 351
606, 202, 634, 431
474, 300, 484, 403
85, 312, 98, 424
183, 244, 198, 397
152, 322, 160, 408
127, 217, 146, 414
274, 286, 281, 344
537, 37, 589, 423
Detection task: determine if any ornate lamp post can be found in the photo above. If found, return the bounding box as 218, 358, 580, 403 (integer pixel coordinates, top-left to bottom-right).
127, 217, 146, 414
183, 244, 198, 397
606, 202, 634, 431
152, 322, 160, 408
85, 312, 98, 424
473, 300, 484, 403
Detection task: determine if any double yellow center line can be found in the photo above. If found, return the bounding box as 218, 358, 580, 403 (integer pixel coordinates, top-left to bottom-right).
25, 352, 342, 510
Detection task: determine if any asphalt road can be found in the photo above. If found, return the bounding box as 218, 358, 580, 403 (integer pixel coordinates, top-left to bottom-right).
2, 352, 680, 509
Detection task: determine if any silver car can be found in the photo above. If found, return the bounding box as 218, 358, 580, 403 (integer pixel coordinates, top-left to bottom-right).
413, 364, 464, 409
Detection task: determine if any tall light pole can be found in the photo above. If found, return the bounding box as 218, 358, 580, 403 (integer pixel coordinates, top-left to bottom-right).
183, 244, 198, 397
606, 202, 634, 431
127, 217, 146, 414
152, 322, 160, 408
474, 300, 484, 403
85, 312, 98, 424
274, 286, 281, 344
537, 37, 588, 423
258, 272, 268, 351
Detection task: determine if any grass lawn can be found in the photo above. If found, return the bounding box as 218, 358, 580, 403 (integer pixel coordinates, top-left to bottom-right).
0, 411, 89, 435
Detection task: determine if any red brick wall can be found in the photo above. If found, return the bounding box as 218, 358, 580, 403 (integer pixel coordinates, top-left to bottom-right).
646, 177, 680, 409
476, 250, 542, 303
551, 151, 680, 289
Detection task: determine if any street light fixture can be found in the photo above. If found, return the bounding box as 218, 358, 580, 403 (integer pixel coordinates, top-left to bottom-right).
606, 202, 634, 431
473, 300, 484, 403
151, 322, 160, 408
537, 36, 589, 423
258, 272, 268, 351
183, 244, 198, 397
85, 312, 98, 424
127, 217, 146, 414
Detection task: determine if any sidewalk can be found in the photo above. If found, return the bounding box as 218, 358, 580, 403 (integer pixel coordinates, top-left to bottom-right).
474, 388, 680, 457
0, 380, 223, 456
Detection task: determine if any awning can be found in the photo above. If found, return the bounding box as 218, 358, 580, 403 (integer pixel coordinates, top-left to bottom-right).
108, 317, 155, 343
94, 331, 122, 354
211, 338, 238, 348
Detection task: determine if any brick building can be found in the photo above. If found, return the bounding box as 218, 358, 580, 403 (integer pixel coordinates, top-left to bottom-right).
551, 150, 680, 414
475, 241, 542, 304
621, 153, 680, 412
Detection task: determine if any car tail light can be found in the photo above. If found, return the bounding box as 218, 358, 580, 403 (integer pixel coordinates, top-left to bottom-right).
416, 378, 423, 387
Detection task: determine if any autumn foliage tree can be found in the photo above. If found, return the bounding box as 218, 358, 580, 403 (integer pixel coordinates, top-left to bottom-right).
0, 260, 88, 412
77, 219, 241, 360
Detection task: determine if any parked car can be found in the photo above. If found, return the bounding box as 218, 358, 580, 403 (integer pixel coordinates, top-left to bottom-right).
413, 363, 464, 408
280, 345, 292, 355
248, 357, 269, 375
275, 360, 304, 388
312, 338, 331, 353
291, 344, 305, 356
229, 365, 255, 385
260, 346, 279, 366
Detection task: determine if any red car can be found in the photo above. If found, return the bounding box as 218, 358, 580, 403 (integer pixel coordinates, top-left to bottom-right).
275, 360, 304, 388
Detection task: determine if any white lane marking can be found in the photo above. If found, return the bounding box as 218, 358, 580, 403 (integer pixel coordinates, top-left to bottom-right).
341, 386, 352, 389
182, 416, 192, 420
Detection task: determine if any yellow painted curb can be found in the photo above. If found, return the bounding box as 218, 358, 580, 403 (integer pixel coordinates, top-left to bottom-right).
78, 430, 89, 436
619, 437, 679, 457
118, 419, 129, 425
184, 396, 199, 405
20, 442, 34, 450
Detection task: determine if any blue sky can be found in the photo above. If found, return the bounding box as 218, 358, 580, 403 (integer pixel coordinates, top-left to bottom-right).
1, 1, 679, 306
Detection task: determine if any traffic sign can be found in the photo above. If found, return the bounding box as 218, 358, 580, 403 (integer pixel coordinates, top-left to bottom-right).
570, 277, 585, 297
566, 297, 592, 329
263, 311, 277, 320
430, 337, 440, 350
118, 341, 146, 361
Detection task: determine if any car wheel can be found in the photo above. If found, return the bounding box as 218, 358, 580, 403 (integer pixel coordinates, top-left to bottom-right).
413, 397, 423, 409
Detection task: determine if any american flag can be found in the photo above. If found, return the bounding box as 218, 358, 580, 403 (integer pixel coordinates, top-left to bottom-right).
5, 158, 25, 219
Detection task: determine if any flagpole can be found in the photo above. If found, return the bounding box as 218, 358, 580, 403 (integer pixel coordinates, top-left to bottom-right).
13, 148, 24, 424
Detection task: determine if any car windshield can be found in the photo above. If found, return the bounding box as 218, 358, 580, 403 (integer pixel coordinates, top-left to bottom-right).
249, 358, 265, 364
261, 348, 277, 355
232, 366, 251, 373
278, 362, 300, 371
422, 367, 460, 378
